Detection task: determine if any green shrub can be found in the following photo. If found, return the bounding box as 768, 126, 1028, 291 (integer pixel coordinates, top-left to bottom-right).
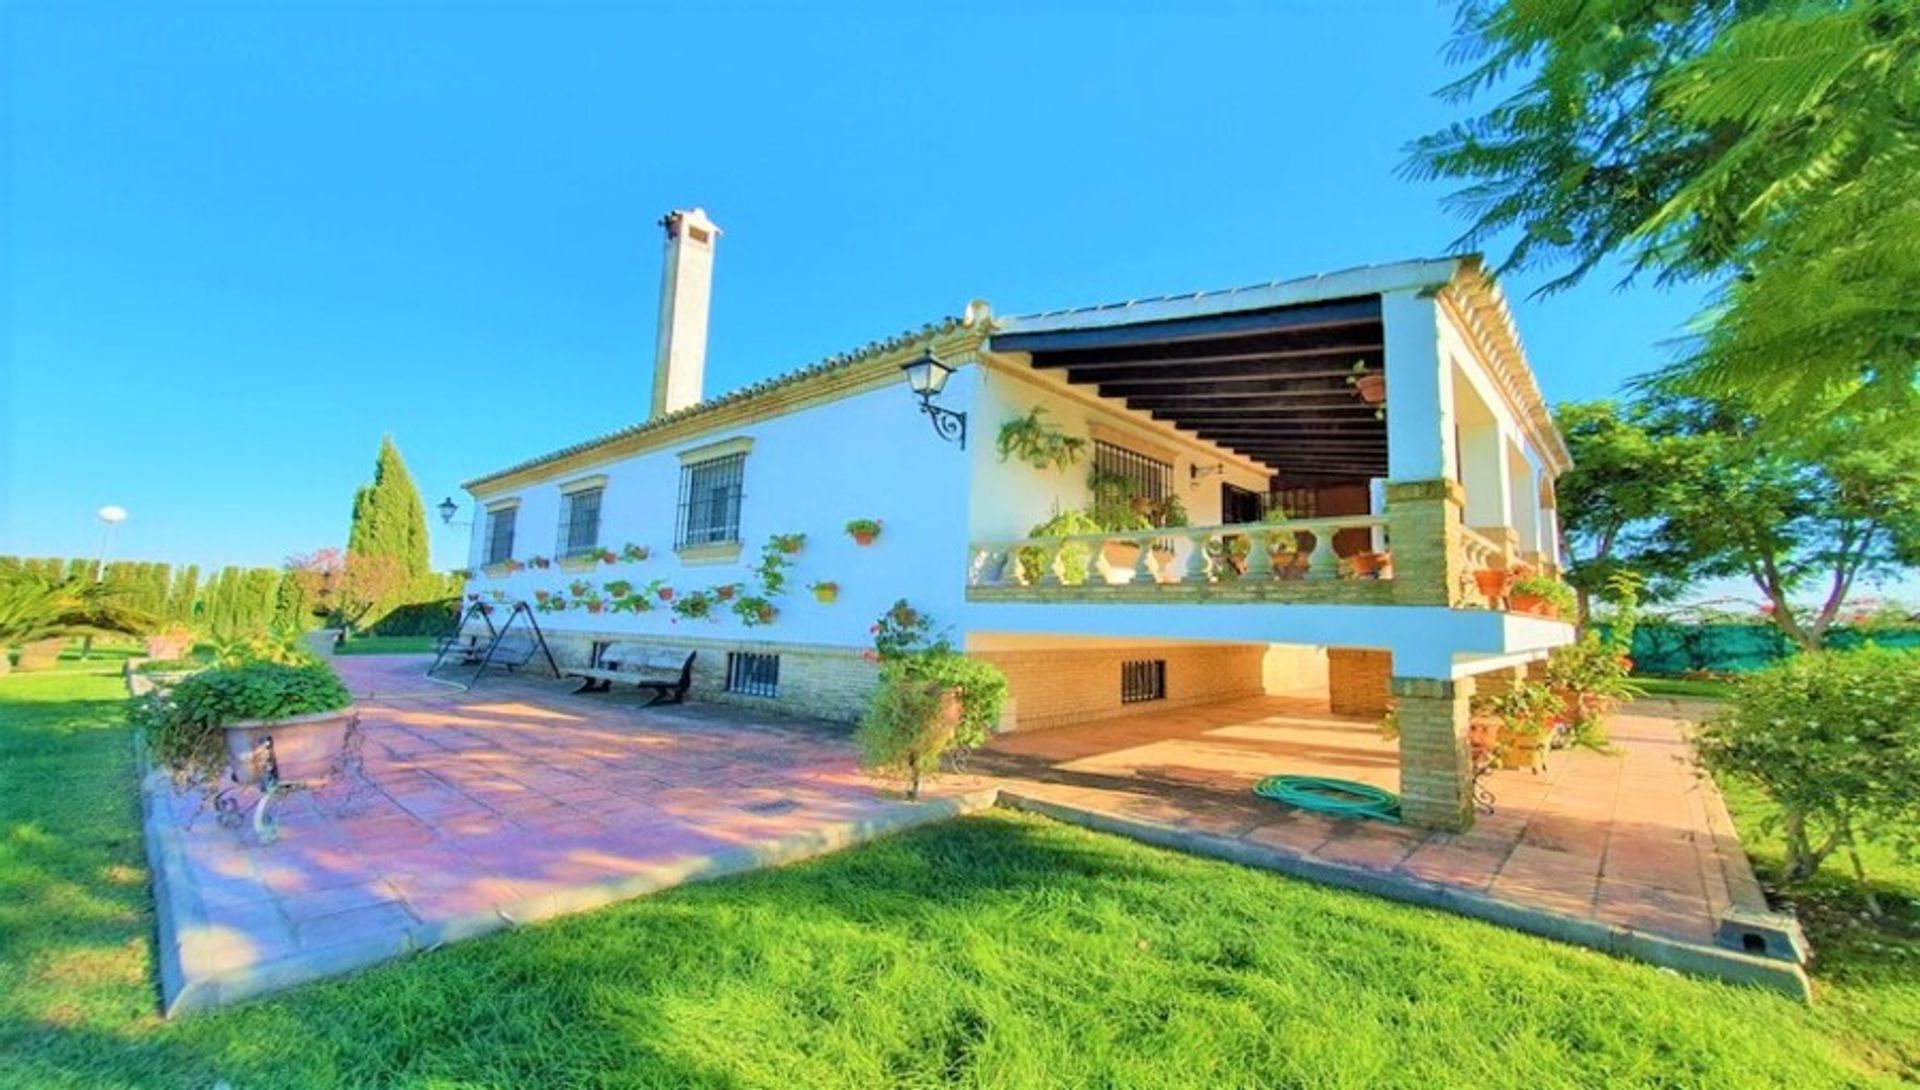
135, 655, 210, 675
1698, 647, 1920, 894
857, 600, 1009, 798
1019, 510, 1101, 585
132, 660, 352, 784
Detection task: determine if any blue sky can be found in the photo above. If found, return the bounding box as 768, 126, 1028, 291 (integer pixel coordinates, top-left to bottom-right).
3, 2, 1711, 577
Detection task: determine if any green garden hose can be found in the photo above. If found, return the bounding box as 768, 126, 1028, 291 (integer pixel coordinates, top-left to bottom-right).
1253, 775, 1402, 824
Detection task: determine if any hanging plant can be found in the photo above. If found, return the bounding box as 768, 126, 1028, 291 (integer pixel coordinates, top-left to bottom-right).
604, 579, 634, 599
620, 543, 650, 563
670, 590, 714, 621
769, 533, 806, 555
755, 537, 799, 597
502, 559, 525, 574
845, 519, 883, 546
733, 594, 778, 627
714, 582, 740, 602
528, 555, 552, 570
995, 407, 1087, 470
581, 594, 606, 614
569, 579, 593, 598
810, 581, 840, 604
488, 589, 508, 603
1348, 360, 1385, 405
589, 547, 619, 565
533, 589, 551, 603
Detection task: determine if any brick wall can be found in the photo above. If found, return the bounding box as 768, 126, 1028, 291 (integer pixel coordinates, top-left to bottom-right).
1327, 648, 1392, 717
540, 630, 878, 723
974, 642, 1267, 732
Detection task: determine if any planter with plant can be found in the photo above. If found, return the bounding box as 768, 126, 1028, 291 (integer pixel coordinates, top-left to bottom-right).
1019, 509, 1102, 585
1509, 574, 1576, 619
620, 543, 650, 563
670, 590, 713, 621
995, 407, 1088, 471
810, 581, 840, 604
1348, 360, 1385, 404
855, 600, 1008, 799
581, 594, 606, 615
845, 518, 883, 546
132, 659, 358, 792
769, 533, 806, 555
528, 556, 552, 570
569, 579, 593, 598
1473, 566, 1518, 603
732, 594, 778, 627
603, 579, 634, 600
1475, 681, 1563, 771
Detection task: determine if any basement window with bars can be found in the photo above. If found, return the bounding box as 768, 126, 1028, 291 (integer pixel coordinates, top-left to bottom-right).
725, 652, 780, 698
676, 452, 745, 549
1120, 658, 1167, 704
556, 486, 604, 558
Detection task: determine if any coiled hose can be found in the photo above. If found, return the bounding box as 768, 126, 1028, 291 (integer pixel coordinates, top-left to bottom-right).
1252, 775, 1402, 824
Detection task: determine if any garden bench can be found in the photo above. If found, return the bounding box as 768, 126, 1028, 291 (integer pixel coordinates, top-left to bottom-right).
566, 643, 696, 704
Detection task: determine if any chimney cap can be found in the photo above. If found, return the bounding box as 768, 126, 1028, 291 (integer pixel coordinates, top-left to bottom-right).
660, 207, 721, 239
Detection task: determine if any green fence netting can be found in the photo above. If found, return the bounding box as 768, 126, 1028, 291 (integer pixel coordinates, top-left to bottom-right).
1599, 623, 1920, 675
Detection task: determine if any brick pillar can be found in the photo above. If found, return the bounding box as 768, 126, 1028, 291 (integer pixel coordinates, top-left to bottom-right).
1385, 478, 1465, 607
1393, 674, 1475, 831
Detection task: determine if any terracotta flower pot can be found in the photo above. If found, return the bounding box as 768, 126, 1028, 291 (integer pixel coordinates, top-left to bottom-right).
1509, 593, 1560, 619
813, 586, 838, 604
1469, 714, 1502, 763
586, 602, 605, 614
1353, 373, 1385, 404
223, 709, 357, 786
1474, 568, 1516, 601
715, 585, 736, 601
851, 530, 878, 546
657, 588, 675, 602
1499, 728, 1548, 772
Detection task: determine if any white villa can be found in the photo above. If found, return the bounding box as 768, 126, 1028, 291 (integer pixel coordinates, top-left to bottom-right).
457, 208, 1574, 831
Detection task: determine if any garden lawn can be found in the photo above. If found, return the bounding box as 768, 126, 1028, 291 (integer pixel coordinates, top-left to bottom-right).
2, 671, 1913, 1089
330, 635, 439, 655
1632, 675, 1738, 700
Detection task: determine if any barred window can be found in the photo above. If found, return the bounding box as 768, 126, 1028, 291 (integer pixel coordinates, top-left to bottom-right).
1093, 440, 1173, 503
557, 487, 603, 557
677, 453, 745, 548
483, 507, 517, 565
725, 652, 779, 697
1121, 659, 1167, 703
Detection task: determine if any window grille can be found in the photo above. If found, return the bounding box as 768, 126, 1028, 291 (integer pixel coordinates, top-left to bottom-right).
676, 453, 745, 549
557, 487, 604, 557
1268, 488, 1318, 520
1093, 440, 1173, 502
725, 652, 780, 697
1121, 659, 1167, 703
483, 507, 517, 565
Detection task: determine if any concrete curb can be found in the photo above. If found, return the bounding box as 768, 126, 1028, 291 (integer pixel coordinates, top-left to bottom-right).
150, 784, 1001, 1015
994, 790, 1813, 1003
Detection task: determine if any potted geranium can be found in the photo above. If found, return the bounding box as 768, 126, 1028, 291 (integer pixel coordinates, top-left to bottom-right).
769, 533, 806, 555
845, 519, 883, 546
620, 543, 650, 563
1348, 360, 1385, 404
1476, 681, 1562, 771
1509, 574, 1576, 619
133, 659, 357, 792
733, 594, 778, 626
810, 581, 840, 604
528, 555, 552, 570
1473, 566, 1518, 603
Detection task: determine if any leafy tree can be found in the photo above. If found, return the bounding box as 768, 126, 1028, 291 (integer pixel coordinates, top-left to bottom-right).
1552, 400, 1710, 616
0, 570, 154, 651
1407, 0, 1920, 408
1588, 389, 1920, 649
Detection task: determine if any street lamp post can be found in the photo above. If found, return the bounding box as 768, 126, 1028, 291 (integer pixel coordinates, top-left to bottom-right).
95, 505, 128, 583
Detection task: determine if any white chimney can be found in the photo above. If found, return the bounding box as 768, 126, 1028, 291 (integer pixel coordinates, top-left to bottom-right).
650, 207, 720, 418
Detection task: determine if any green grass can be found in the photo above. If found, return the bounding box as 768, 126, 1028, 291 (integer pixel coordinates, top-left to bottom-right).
1632, 675, 1739, 699
331, 635, 439, 656
2, 671, 1915, 1088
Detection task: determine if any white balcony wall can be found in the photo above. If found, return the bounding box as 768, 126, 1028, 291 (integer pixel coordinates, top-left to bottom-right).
966, 358, 1269, 544
463, 370, 980, 648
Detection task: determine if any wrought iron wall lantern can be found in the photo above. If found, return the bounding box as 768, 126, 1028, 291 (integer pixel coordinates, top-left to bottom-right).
900, 349, 967, 449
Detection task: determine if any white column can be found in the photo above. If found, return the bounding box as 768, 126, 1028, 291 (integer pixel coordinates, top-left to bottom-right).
1458, 419, 1510, 530
1381, 289, 1455, 484
1507, 440, 1540, 555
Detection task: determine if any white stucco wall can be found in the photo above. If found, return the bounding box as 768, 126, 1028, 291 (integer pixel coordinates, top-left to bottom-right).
965, 359, 1270, 544
464, 371, 979, 648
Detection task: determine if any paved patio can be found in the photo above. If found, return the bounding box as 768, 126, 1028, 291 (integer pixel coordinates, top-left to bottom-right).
145, 658, 1807, 1013
144, 656, 994, 1014
973, 695, 1806, 995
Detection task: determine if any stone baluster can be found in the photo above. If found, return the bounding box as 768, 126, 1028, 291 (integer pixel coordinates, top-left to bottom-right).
1305, 527, 1340, 581
1132, 534, 1158, 585
1183, 530, 1214, 584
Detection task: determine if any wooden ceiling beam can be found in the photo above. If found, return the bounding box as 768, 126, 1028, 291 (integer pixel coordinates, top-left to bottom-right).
1062, 356, 1380, 386
991, 296, 1381, 355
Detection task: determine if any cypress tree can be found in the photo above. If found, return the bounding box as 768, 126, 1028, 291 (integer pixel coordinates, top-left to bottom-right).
347, 436, 431, 580
166, 565, 200, 625
272, 569, 311, 633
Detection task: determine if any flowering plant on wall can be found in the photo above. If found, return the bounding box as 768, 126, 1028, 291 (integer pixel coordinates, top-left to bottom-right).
502, 559, 525, 574
714, 582, 740, 601
535, 595, 568, 614
669, 589, 714, 621
581, 593, 607, 614
620, 543, 650, 563
528, 556, 552, 570
845, 519, 882, 545
585, 547, 618, 565
603, 579, 633, 599
810, 581, 840, 604
732, 594, 778, 627
651, 580, 675, 602
569, 579, 593, 598
768, 532, 806, 555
